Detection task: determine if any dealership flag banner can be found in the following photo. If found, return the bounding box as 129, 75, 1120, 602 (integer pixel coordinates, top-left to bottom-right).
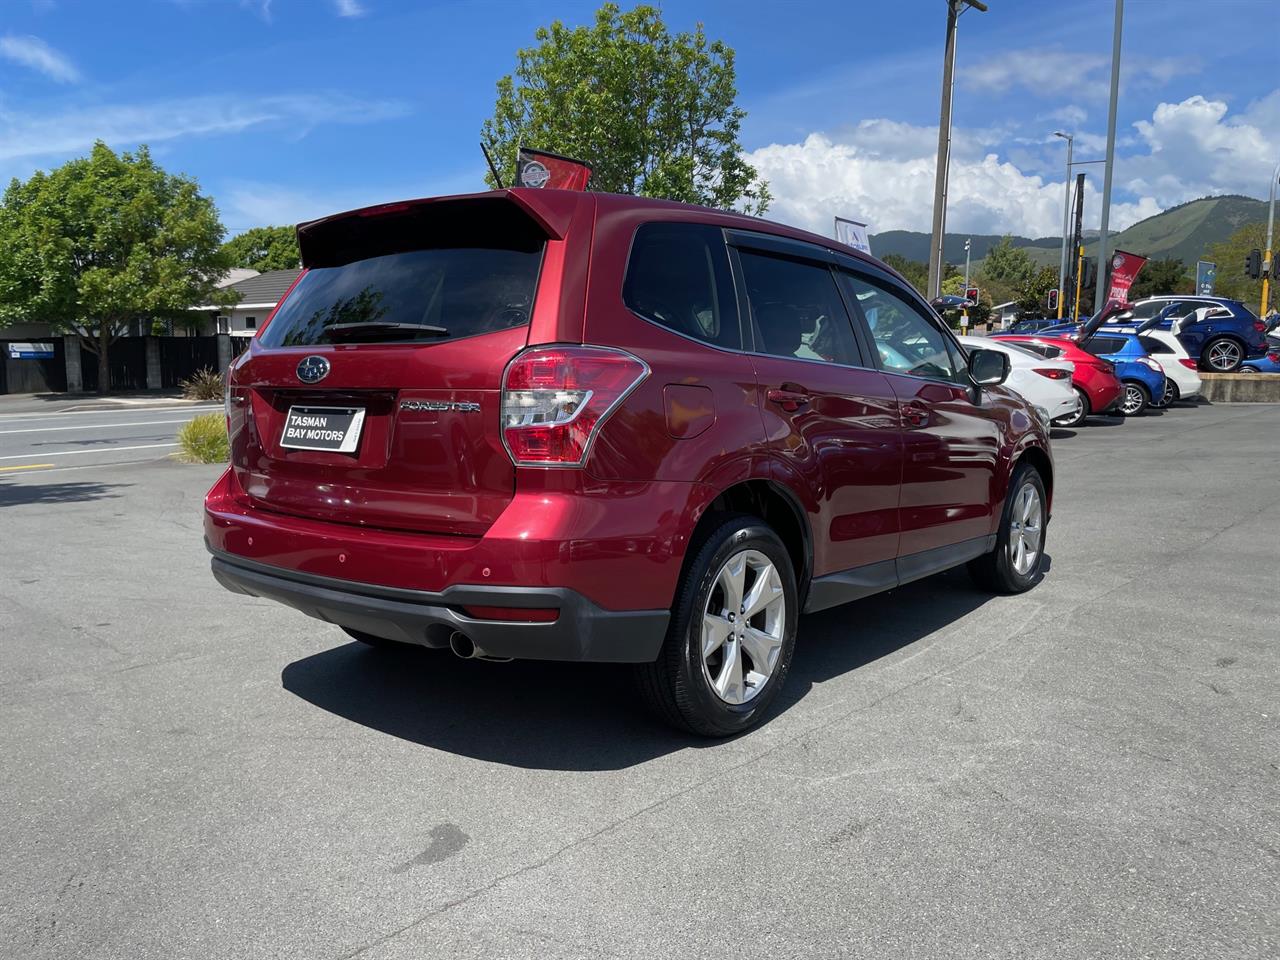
1106, 250, 1148, 304
834, 217, 872, 255
1196, 260, 1217, 296
516, 147, 592, 191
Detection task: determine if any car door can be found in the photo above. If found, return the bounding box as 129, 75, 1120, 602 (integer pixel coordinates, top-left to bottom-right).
727, 234, 903, 586
838, 265, 1003, 561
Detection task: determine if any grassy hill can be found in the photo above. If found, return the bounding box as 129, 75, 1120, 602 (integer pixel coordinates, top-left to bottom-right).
871, 195, 1268, 272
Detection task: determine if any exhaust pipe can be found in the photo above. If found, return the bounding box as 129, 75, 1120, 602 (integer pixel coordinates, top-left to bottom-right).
448, 631, 511, 663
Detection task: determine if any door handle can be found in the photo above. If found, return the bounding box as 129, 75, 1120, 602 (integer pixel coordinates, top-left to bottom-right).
766, 388, 811, 412
902, 401, 930, 427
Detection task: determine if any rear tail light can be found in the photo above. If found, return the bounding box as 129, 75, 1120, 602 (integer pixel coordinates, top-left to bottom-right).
1138, 356, 1162, 371
1033, 368, 1070, 380
1254, 321, 1267, 333
1268, 351, 1280, 362
1178, 358, 1199, 370
501, 345, 649, 466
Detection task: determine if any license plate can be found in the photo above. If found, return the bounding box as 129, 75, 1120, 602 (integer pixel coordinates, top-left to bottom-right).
280, 405, 366, 453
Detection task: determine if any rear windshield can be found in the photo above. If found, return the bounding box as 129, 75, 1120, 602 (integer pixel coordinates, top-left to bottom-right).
258, 246, 543, 347
1082, 336, 1125, 356
1015, 342, 1063, 360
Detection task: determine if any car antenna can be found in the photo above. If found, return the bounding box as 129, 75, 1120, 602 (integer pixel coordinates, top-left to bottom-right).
480, 142, 505, 190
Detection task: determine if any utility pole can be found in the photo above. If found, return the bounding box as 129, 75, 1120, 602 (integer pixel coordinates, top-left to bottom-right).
1262, 160, 1279, 318
1054, 131, 1073, 319
927, 0, 988, 300
1093, 0, 1124, 313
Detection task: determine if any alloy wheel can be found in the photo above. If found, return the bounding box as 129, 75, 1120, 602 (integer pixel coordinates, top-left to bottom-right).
1007, 483, 1043, 577
1161, 379, 1176, 406
1207, 340, 1242, 371
1120, 384, 1145, 415
701, 549, 785, 705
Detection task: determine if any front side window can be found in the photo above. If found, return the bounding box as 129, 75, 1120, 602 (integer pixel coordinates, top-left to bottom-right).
623, 223, 739, 350
735, 250, 860, 365
840, 271, 962, 383
258, 245, 543, 348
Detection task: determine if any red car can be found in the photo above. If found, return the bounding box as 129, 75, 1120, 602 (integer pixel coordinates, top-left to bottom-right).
206, 189, 1053, 736
992, 334, 1124, 426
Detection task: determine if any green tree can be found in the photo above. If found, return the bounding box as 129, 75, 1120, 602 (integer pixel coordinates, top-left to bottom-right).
978, 236, 1036, 294
1203, 222, 1272, 314
882, 253, 928, 295
1128, 257, 1189, 300
481, 3, 770, 214
0, 142, 231, 393
222, 225, 300, 272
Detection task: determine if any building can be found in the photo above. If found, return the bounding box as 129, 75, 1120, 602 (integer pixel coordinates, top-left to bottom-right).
191, 268, 303, 339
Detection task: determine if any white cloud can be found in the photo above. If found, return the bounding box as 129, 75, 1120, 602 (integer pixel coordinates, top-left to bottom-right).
0, 93, 410, 163
0, 34, 80, 83
965, 48, 1187, 101
1039, 105, 1088, 129
333, 0, 367, 16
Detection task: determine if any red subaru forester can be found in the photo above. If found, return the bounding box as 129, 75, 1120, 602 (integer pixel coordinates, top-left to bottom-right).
206, 189, 1053, 736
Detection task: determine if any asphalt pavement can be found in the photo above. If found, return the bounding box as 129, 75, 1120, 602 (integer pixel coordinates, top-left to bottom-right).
1, 400, 1277, 959
0, 398, 220, 475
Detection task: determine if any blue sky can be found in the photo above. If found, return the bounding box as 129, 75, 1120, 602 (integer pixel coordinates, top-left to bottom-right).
2, 0, 1278, 242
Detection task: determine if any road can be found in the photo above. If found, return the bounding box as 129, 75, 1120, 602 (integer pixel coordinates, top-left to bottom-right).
0, 402, 220, 475
1, 401, 1278, 959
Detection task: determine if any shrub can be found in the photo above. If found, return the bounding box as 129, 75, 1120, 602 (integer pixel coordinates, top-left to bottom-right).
180, 367, 225, 401
176, 413, 229, 463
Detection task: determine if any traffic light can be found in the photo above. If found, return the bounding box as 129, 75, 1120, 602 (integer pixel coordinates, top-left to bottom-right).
965, 286, 979, 303
1047, 288, 1059, 312
1082, 258, 1097, 289
1246, 249, 1262, 279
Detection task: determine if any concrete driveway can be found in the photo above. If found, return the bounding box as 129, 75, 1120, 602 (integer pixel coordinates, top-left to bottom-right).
1, 401, 1277, 959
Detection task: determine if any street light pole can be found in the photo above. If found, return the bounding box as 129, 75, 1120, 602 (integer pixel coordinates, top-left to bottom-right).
963, 238, 972, 293
1261, 160, 1280, 318
1054, 131, 1073, 319
1094, 0, 1124, 314
927, 0, 987, 301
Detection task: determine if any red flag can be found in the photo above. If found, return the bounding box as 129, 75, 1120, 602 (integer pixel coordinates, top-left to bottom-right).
1106, 250, 1148, 304
515, 147, 592, 191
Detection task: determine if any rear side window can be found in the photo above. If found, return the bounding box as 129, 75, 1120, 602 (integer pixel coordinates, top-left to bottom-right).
737, 251, 860, 365
624, 223, 739, 350
1082, 336, 1125, 356
258, 246, 542, 347
1139, 335, 1172, 354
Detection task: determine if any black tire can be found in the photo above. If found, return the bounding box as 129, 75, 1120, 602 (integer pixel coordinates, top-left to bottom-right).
1053, 387, 1090, 428
968, 462, 1047, 594
342, 627, 411, 650
1202, 337, 1243, 372
1158, 378, 1178, 408
1118, 380, 1149, 416
636, 514, 799, 737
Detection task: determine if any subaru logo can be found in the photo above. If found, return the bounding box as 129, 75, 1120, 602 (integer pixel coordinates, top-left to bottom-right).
296, 355, 330, 384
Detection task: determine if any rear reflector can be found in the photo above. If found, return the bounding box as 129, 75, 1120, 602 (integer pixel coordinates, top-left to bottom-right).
501, 345, 648, 466
1178, 358, 1199, 369
462, 606, 559, 623
1033, 368, 1070, 380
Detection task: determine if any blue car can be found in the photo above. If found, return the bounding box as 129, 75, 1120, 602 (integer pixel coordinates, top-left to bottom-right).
1008, 317, 1061, 334
1241, 350, 1280, 373
1077, 332, 1167, 416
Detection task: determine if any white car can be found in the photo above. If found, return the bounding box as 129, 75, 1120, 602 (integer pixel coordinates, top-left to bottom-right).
958, 335, 1079, 424
1112, 325, 1202, 406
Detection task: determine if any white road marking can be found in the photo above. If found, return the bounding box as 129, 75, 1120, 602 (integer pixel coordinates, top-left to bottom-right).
0, 404, 221, 423
0, 442, 180, 461
0, 418, 195, 436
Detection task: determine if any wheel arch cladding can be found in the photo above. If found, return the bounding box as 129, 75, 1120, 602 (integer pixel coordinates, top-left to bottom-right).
1015, 446, 1053, 511
697, 480, 812, 596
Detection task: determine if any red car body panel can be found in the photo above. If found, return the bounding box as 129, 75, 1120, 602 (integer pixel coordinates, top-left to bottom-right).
206, 188, 1053, 662
992, 334, 1125, 415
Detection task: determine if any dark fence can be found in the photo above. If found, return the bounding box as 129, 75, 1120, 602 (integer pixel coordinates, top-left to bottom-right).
0, 339, 68, 394
80, 337, 148, 393
160, 336, 221, 389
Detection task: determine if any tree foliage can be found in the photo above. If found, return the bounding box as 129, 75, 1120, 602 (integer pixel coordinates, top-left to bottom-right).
481, 3, 770, 214
1203, 222, 1272, 314
222, 225, 300, 272
882, 254, 928, 295
0, 142, 230, 392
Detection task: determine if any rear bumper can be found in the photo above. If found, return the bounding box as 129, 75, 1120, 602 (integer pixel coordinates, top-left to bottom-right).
210, 548, 669, 662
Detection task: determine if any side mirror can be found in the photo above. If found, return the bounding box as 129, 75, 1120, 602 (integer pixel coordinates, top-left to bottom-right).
967, 347, 1010, 386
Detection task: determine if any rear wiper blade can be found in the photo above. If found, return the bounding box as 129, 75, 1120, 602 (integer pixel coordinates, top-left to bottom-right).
322, 322, 449, 341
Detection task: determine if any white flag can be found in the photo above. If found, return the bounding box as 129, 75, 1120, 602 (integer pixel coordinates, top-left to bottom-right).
834, 217, 871, 255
